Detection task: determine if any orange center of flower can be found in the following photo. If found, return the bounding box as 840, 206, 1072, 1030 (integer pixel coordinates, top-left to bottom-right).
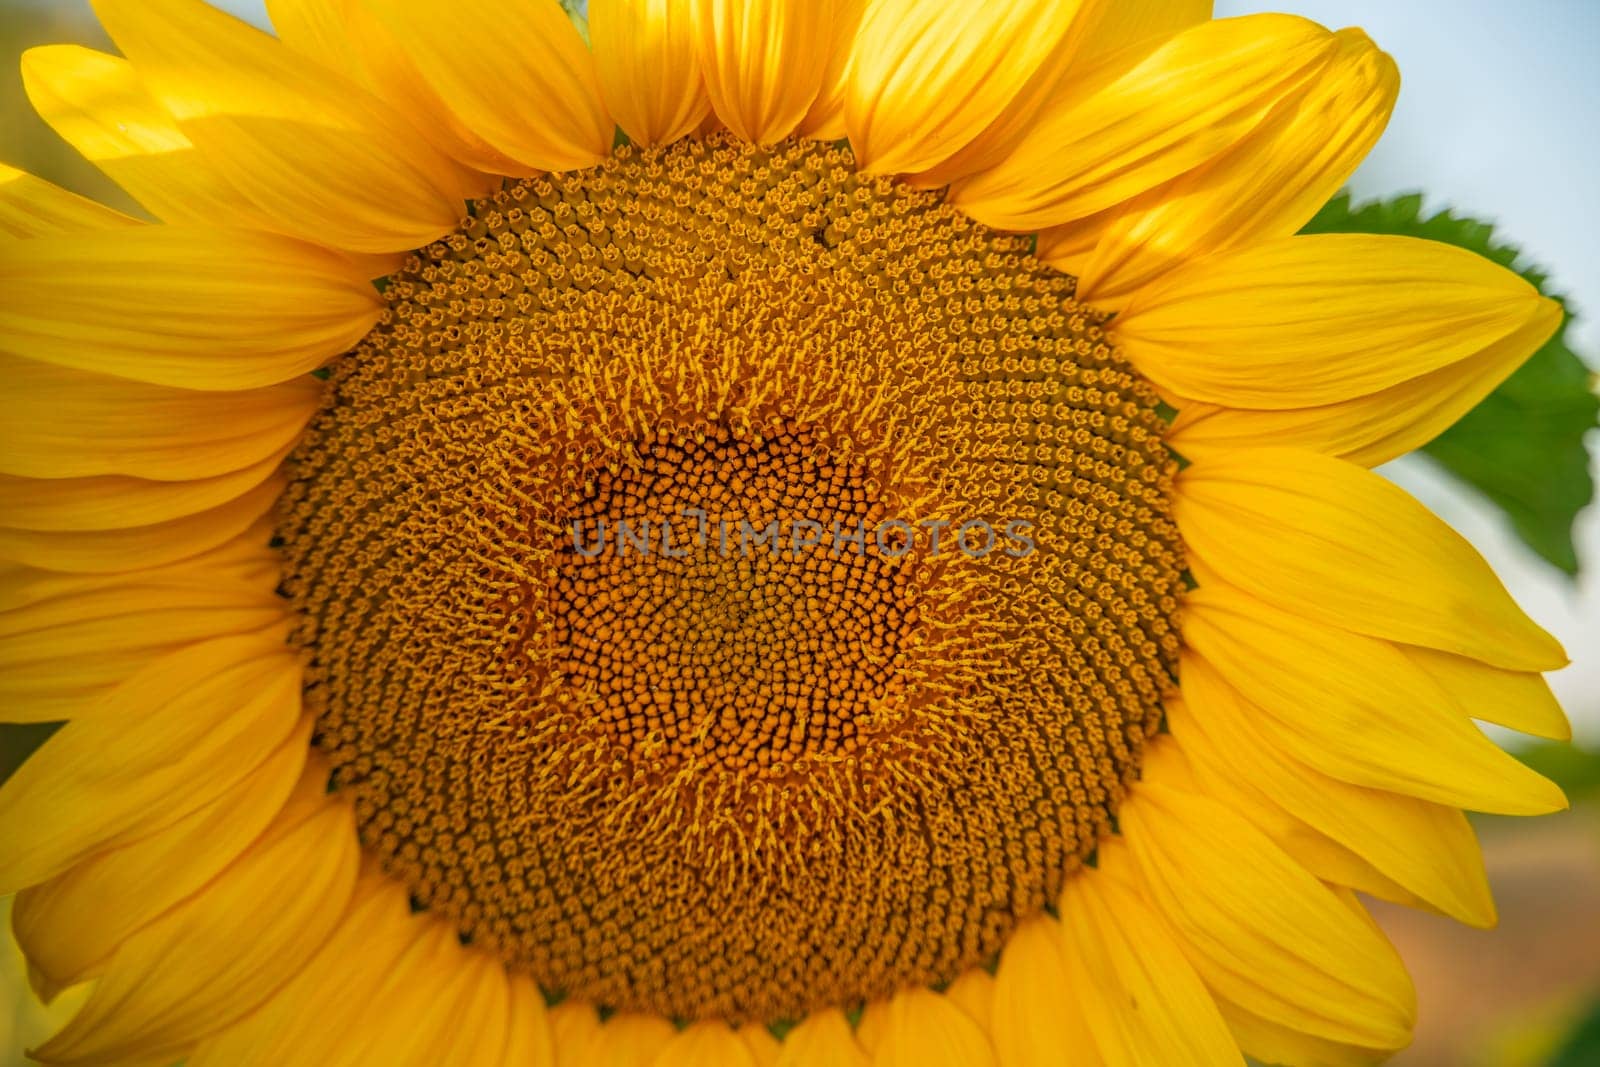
278, 134, 1183, 1023
553, 425, 919, 769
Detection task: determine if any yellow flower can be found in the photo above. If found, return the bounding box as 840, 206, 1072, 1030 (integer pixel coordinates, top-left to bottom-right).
0, 897, 89, 1067
0, 0, 1573, 1064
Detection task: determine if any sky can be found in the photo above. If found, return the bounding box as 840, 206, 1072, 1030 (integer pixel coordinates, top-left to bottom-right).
19, 0, 1600, 734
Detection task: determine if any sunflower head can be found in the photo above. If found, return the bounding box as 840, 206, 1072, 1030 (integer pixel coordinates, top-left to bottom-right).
0, 1, 1573, 1065
274, 131, 1185, 1021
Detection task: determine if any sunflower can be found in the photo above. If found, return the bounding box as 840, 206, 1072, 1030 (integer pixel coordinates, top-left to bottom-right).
0, 0, 1575, 1063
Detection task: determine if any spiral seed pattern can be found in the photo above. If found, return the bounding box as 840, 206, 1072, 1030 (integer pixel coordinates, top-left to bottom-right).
553, 426, 919, 770
278, 134, 1183, 1022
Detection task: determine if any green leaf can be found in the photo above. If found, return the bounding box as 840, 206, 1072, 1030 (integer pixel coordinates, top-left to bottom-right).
1513, 739, 1600, 803
1547, 998, 1600, 1067
0, 722, 60, 786
1302, 192, 1599, 576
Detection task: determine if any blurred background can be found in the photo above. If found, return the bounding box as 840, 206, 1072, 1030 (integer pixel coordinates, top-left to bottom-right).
1, 0, 1596, 1063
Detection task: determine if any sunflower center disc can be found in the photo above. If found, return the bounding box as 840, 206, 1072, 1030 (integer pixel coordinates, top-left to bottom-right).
279, 134, 1184, 1022
554, 426, 916, 767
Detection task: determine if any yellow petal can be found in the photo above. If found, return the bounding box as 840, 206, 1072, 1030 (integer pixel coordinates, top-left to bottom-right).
92, 0, 465, 253
0, 574, 286, 724
185, 869, 418, 1067
314, 924, 472, 1067
0, 162, 138, 237
855, 999, 886, 1056
1162, 723, 1433, 913
942, 969, 995, 1036
549, 1001, 606, 1067
329, 4, 531, 183
269, 0, 527, 182
21, 46, 260, 227
1170, 677, 1496, 928
203, 878, 493, 1067
1032, 205, 1112, 279
1070, 0, 1213, 66
594, 1012, 677, 1066
0, 355, 320, 481
872, 986, 997, 1067
1053, 852, 1243, 1066
1122, 781, 1416, 1049
0, 226, 379, 389
775, 1009, 868, 1067
1219, 998, 1393, 1067
363, 0, 613, 172
265, 0, 363, 74
0, 445, 287, 533
0, 634, 304, 891
1182, 580, 1568, 815
204, 908, 505, 1067
376, 933, 522, 1067
1405, 645, 1572, 741
948, 15, 1334, 231
12, 716, 309, 988
433, 951, 513, 1067
651, 1020, 757, 1067
1175, 448, 1566, 670
795, 0, 867, 141
742, 1025, 781, 1067
845, 0, 1090, 177
1165, 297, 1565, 467
0, 897, 93, 1056
35, 786, 358, 1064
0, 519, 280, 612
992, 916, 1101, 1067
1067, 28, 1397, 305
906, 0, 1213, 188
501, 974, 556, 1067
1114, 234, 1556, 408
592, 0, 710, 148
692, 0, 830, 145
0, 474, 283, 573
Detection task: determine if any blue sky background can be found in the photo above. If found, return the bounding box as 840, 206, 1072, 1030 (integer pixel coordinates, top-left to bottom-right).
18, 0, 1600, 733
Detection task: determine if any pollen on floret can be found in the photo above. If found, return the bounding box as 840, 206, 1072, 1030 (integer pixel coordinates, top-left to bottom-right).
277, 134, 1183, 1022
